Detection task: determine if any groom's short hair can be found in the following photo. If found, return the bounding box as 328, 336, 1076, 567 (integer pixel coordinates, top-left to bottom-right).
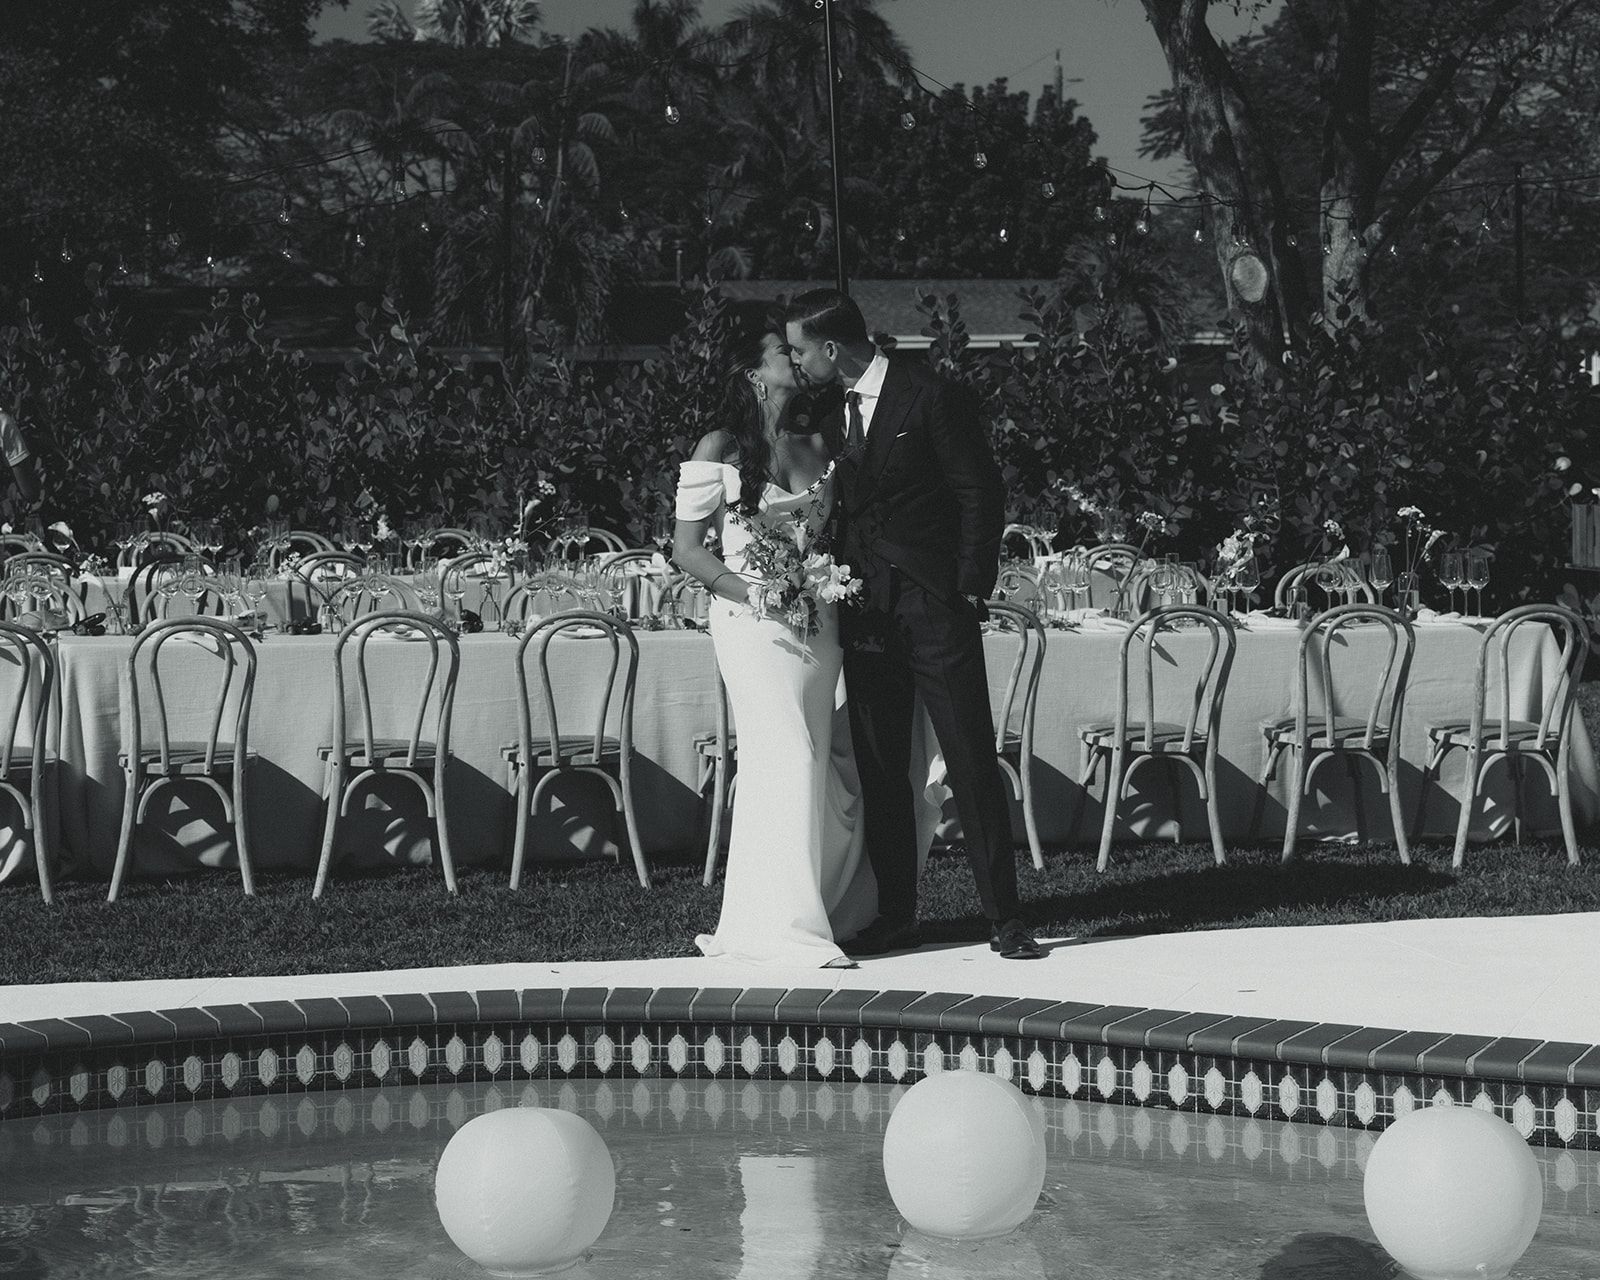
786, 289, 869, 346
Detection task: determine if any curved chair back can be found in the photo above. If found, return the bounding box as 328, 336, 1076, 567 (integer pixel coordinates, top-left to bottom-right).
124, 616, 258, 778
341, 574, 423, 619
993, 561, 1042, 610
1, 554, 85, 626
984, 599, 1048, 868
1294, 603, 1415, 752
1117, 605, 1238, 755
1084, 542, 1141, 611
549, 528, 629, 560
1469, 605, 1590, 753
1275, 560, 1375, 611
409, 527, 479, 568
260, 529, 335, 570
292, 551, 366, 621
0, 534, 36, 557
329, 610, 461, 773
516, 610, 639, 768
117, 530, 197, 569
0, 620, 57, 901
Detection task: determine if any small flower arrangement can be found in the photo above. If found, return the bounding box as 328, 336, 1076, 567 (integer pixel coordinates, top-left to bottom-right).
142, 491, 170, 532
79, 552, 128, 634
1393, 506, 1445, 607
727, 485, 862, 638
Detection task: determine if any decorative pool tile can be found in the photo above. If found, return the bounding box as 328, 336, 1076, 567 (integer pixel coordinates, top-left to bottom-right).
4, 986, 1600, 1149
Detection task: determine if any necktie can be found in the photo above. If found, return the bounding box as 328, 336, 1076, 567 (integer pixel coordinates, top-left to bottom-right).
844, 390, 864, 452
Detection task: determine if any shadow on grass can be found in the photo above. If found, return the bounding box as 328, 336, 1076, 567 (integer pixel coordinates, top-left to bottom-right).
914, 843, 1458, 946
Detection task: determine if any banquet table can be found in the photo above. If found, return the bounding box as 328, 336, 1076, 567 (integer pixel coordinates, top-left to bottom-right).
0, 613, 1594, 888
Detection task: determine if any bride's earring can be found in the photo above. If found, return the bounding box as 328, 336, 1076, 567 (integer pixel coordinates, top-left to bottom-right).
755, 382, 768, 401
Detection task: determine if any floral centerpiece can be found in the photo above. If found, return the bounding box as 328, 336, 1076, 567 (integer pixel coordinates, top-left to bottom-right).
78, 552, 127, 635
727, 489, 861, 637
1394, 506, 1444, 612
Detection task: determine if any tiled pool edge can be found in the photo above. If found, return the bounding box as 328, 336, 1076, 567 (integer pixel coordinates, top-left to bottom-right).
3, 986, 1599, 1147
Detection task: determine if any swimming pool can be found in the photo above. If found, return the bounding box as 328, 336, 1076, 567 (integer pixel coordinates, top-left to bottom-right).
4, 1077, 1599, 1278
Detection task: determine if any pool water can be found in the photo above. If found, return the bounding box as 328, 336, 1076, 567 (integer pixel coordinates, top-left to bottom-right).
3, 1077, 1599, 1278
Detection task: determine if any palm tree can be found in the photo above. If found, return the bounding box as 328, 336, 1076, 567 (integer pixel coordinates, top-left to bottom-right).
367, 0, 543, 47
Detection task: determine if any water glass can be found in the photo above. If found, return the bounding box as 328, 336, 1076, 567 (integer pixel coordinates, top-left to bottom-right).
1368, 549, 1394, 604
1465, 551, 1490, 616
1439, 551, 1464, 614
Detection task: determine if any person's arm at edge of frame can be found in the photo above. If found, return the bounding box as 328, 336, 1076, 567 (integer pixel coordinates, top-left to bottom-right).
671, 431, 753, 606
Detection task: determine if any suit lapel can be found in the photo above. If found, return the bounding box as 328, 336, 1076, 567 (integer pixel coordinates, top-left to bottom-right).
851, 359, 916, 503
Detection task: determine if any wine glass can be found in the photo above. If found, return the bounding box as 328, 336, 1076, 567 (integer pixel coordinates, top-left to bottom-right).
153, 561, 183, 618
1234, 554, 1260, 609
1368, 548, 1394, 605
1465, 550, 1490, 617
1439, 551, 1464, 614
242, 564, 270, 631
179, 555, 209, 615
651, 510, 673, 553
442, 564, 468, 620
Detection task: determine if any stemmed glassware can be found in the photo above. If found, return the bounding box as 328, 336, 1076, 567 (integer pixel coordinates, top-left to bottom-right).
179, 555, 210, 615
650, 510, 672, 554
1465, 550, 1490, 617
1439, 550, 1464, 614
442, 562, 469, 621
1368, 548, 1394, 606
242, 564, 270, 633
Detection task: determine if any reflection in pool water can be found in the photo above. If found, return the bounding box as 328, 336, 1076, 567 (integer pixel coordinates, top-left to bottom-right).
2, 1077, 1598, 1278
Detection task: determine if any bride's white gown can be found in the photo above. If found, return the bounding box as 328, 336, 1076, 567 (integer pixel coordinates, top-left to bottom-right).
676, 459, 880, 966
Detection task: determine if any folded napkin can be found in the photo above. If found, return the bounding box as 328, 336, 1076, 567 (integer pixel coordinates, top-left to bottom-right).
1240, 611, 1303, 629
1414, 609, 1463, 624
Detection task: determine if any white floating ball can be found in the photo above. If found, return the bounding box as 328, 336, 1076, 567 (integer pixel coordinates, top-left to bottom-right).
882, 1071, 1047, 1239
436, 1107, 615, 1277
1363, 1105, 1542, 1280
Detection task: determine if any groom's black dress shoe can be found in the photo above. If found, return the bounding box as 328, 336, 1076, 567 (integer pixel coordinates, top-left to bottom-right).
842, 918, 924, 957
991, 918, 1046, 960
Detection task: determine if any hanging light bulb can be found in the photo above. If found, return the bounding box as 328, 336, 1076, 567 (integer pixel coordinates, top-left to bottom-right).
998, 225, 1009, 244
893, 227, 906, 242
1134, 213, 1150, 235
803, 209, 816, 233
420, 216, 431, 234
972, 150, 988, 170
1285, 230, 1299, 248
113, 257, 130, 280
1322, 235, 1333, 256
664, 102, 681, 125
205, 253, 217, 271
58, 235, 73, 263
1480, 211, 1493, 232
279, 242, 293, 261
355, 230, 367, 249
1040, 180, 1056, 200
31, 263, 44, 283
1105, 229, 1118, 247
164, 230, 182, 251
278, 197, 292, 226
392, 178, 406, 202
899, 111, 915, 131
1193, 217, 1206, 245
1387, 241, 1400, 258
618, 201, 630, 222
531, 146, 546, 166
1092, 204, 1108, 223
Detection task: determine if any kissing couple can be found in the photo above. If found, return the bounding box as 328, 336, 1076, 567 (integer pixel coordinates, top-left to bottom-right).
672, 289, 1045, 968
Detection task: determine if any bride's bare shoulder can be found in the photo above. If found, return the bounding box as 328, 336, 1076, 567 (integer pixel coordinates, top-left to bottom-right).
690, 430, 737, 464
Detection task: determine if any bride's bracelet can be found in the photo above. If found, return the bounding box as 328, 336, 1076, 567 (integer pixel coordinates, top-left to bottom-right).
709, 570, 742, 598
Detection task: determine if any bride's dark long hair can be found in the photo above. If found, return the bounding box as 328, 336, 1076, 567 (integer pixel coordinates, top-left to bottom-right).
719, 328, 844, 518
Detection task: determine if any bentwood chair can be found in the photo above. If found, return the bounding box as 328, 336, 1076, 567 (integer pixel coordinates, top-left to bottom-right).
0, 621, 57, 902
1072, 605, 1237, 871
1084, 542, 1142, 612
313, 610, 460, 898
409, 527, 479, 567
259, 529, 335, 571
116, 531, 197, 570
693, 665, 737, 885
1412, 604, 1591, 867
1274, 560, 1375, 613
993, 561, 1043, 612
502, 611, 648, 889
1250, 603, 1416, 862
108, 618, 258, 901
292, 551, 365, 624
984, 599, 1049, 869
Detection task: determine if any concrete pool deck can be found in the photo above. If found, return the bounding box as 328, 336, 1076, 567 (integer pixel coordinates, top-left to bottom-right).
5, 911, 1600, 1145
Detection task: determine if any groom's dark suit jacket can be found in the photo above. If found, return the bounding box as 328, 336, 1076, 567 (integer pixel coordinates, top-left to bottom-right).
829, 356, 1005, 608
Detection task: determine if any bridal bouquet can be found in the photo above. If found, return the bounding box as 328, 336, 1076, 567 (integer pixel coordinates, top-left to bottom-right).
728, 508, 862, 637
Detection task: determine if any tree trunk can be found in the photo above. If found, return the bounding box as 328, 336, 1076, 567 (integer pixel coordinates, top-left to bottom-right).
1142, 0, 1314, 373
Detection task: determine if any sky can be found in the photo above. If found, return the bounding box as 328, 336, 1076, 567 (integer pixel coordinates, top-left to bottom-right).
313, 1, 1270, 192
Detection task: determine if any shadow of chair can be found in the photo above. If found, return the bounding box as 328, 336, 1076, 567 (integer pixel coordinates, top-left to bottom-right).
502, 610, 648, 889
985, 599, 1049, 870
313, 610, 460, 898
1072, 605, 1237, 871
0, 621, 56, 903
108, 617, 258, 901
1412, 604, 1591, 867
1249, 603, 1416, 862
693, 664, 737, 885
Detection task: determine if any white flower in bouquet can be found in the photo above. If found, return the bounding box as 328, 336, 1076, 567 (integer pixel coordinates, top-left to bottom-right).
805, 552, 862, 605
375, 514, 395, 542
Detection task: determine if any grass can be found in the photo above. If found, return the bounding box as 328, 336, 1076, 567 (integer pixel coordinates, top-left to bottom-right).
1, 683, 1596, 988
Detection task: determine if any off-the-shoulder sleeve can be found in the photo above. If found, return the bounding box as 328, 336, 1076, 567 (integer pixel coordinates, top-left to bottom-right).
675, 460, 737, 520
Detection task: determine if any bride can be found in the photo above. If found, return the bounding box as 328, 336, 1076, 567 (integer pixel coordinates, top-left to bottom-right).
672, 326, 878, 968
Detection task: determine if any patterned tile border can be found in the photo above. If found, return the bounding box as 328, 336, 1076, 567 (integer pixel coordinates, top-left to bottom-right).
3, 987, 1600, 1147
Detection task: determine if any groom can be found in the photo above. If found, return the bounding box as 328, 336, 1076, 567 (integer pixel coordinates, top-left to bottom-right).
784, 289, 1044, 960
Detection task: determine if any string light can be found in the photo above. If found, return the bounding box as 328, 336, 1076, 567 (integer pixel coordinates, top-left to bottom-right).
392, 178, 406, 202
1193, 215, 1206, 245
1105, 229, 1118, 247
1040, 180, 1056, 200
531, 146, 546, 166
899, 111, 915, 130
164, 230, 183, 251
58, 236, 74, 263
998, 224, 1009, 244
972, 150, 988, 170
31, 263, 44, 283
277, 197, 292, 226
664, 103, 681, 125
1134, 190, 1151, 235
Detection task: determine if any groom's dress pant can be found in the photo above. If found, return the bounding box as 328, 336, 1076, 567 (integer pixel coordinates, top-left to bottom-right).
843, 567, 1019, 926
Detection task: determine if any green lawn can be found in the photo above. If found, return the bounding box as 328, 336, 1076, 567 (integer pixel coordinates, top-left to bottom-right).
1, 684, 1595, 987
